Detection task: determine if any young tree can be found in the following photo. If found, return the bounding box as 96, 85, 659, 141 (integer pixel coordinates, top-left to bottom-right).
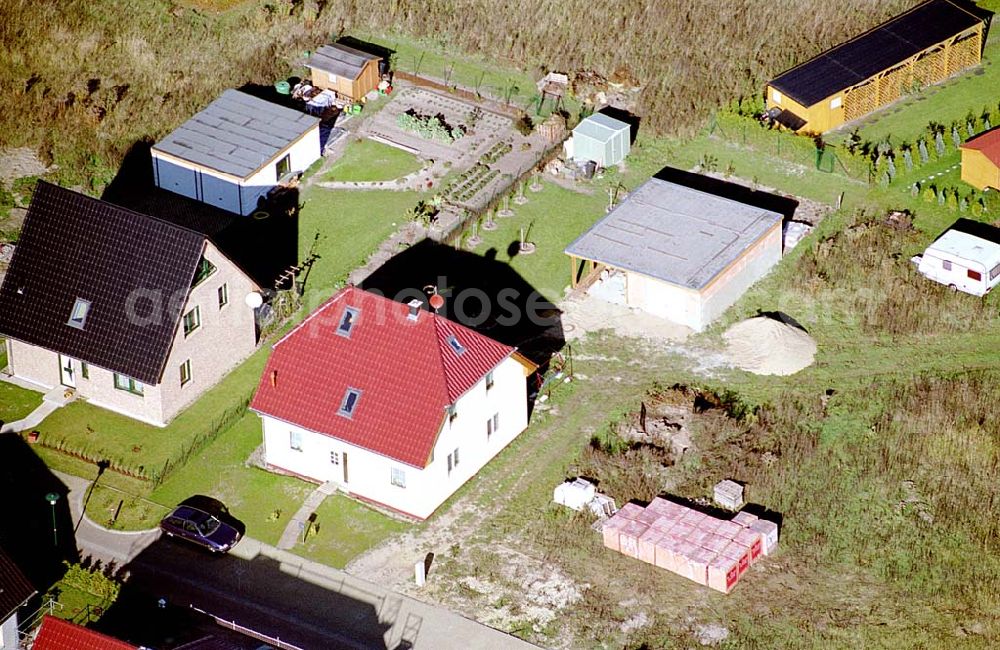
951, 124, 961, 149
902, 146, 913, 171
935, 131, 946, 157
918, 139, 929, 163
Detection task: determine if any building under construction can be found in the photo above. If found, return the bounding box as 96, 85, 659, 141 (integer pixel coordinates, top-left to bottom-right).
765, 0, 992, 133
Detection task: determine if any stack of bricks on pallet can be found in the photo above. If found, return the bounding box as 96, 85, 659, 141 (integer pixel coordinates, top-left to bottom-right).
601, 497, 779, 593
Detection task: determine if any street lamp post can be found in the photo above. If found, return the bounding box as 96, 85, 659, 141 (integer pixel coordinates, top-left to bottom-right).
45, 492, 60, 547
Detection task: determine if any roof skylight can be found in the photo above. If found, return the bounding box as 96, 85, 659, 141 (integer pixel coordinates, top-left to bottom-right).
67, 297, 91, 330
337, 307, 359, 338
447, 335, 466, 356
338, 387, 362, 418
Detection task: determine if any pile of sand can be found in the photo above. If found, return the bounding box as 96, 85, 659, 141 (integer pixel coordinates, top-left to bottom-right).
723, 315, 817, 376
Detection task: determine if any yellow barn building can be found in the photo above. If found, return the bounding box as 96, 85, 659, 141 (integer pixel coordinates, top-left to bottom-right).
960, 128, 1000, 190
765, 0, 991, 134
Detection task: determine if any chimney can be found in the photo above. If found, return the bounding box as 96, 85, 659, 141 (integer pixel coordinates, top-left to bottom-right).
270, 369, 278, 388
407, 299, 422, 321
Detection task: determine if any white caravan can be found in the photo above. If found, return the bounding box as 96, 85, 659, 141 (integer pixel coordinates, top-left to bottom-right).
915, 228, 1000, 296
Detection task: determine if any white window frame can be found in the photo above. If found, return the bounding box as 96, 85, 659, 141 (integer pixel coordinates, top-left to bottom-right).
183, 306, 201, 337
113, 373, 144, 396
337, 307, 359, 338
830, 96, 842, 109
485, 370, 495, 391
391, 467, 406, 488
179, 359, 192, 387
328, 72, 339, 83
338, 387, 362, 418
218, 283, 229, 309
67, 297, 91, 330
772, 89, 782, 104
290, 430, 303, 451
330, 451, 340, 465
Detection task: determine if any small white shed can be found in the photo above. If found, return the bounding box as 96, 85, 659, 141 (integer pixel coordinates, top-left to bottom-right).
916, 223, 1000, 296
569, 113, 631, 167
151, 89, 321, 216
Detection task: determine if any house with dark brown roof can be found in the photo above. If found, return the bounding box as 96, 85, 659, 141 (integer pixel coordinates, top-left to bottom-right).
0, 182, 260, 426
250, 286, 536, 520
0, 546, 35, 649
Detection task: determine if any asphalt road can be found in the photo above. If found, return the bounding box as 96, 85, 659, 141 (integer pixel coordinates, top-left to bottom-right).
121, 537, 390, 650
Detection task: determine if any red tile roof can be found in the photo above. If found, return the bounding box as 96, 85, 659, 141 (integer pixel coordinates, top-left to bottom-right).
250, 286, 515, 467
33, 615, 137, 650
962, 128, 1000, 165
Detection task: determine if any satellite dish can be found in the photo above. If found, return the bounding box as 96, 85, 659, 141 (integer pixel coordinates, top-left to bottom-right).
429, 293, 445, 311
245, 292, 264, 309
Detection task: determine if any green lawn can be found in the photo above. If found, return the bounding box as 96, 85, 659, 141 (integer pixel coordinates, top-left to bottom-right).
0, 379, 43, 423
298, 186, 420, 300
469, 180, 607, 302
293, 495, 411, 569
829, 38, 1000, 145
325, 138, 424, 182
355, 30, 538, 107
47, 584, 112, 625
150, 412, 316, 547
84, 483, 170, 531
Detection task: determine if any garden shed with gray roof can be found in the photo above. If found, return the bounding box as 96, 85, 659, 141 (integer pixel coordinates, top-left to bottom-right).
565, 175, 784, 331
151, 89, 321, 216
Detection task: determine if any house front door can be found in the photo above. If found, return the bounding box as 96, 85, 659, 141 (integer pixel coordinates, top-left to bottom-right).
58, 355, 76, 388
342, 452, 349, 484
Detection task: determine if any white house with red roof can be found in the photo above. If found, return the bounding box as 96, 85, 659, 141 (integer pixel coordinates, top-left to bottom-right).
250, 286, 537, 520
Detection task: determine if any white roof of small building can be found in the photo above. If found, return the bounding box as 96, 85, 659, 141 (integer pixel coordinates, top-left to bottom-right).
565, 177, 783, 290
573, 113, 630, 143
926, 229, 1000, 268
152, 89, 319, 179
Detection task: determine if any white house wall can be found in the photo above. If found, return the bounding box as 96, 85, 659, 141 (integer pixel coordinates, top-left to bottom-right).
0, 613, 18, 650
699, 223, 782, 326
625, 272, 703, 330
622, 223, 782, 331
260, 355, 529, 519
152, 125, 321, 216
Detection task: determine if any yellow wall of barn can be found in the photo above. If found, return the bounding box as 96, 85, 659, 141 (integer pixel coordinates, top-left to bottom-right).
961, 148, 1000, 191
765, 23, 984, 134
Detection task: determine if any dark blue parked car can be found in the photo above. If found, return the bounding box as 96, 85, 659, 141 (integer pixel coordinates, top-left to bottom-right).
159, 501, 243, 553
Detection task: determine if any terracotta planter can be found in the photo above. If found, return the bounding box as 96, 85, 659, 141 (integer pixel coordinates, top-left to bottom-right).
27, 431, 40, 444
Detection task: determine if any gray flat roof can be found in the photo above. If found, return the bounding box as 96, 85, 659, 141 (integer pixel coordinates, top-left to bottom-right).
306, 44, 380, 80
153, 89, 319, 179
565, 177, 783, 290
573, 113, 630, 143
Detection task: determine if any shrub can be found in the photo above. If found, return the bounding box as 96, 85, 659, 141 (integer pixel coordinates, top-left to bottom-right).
514, 115, 534, 136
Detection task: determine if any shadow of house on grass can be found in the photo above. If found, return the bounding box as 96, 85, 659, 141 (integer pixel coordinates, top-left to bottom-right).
653, 166, 800, 223
101, 140, 301, 295
359, 239, 566, 370
0, 433, 77, 592
100, 539, 395, 649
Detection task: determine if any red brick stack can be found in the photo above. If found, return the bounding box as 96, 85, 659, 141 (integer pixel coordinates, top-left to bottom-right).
600, 497, 779, 593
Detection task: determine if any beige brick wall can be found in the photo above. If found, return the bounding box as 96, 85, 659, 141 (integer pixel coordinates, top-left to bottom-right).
5, 241, 259, 426
158, 241, 259, 422
7, 337, 166, 425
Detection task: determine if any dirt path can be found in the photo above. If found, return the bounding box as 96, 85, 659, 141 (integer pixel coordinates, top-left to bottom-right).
345, 332, 703, 589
